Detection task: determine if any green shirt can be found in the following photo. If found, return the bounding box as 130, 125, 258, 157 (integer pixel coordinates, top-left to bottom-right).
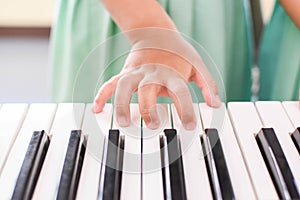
259, 1, 300, 101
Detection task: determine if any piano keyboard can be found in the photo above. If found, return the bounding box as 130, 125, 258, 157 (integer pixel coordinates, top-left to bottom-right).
0, 102, 299, 200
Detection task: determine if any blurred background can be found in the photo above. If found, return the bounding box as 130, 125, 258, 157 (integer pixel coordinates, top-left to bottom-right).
0, 0, 275, 103
0, 0, 53, 103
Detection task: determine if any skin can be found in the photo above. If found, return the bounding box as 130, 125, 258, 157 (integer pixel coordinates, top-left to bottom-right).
93, 0, 300, 127
93, 0, 221, 130
280, 0, 300, 29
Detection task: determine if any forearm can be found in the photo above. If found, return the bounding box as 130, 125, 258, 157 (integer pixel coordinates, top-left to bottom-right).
101, 0, 177, 43
279, 0, 300, 29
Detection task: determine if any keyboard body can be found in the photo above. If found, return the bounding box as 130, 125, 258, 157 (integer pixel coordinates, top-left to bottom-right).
0, 102, 299, 200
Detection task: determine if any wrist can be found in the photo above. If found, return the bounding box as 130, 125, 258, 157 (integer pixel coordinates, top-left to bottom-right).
101, 0, 178, 43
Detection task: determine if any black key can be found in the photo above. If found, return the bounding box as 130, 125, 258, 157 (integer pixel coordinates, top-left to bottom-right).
256, 128, 300, 199
291, 127, 300, 154
202, 128, 235, 200
74, 135, 86, 196
57, 130, 86, 200
12, 130, 50, 200
102, 129, 122, 200
256, 129, 286, 199
163, 129, 187, 200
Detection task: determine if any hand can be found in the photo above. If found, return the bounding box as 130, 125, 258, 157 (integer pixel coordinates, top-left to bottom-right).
93, 29, 221, 130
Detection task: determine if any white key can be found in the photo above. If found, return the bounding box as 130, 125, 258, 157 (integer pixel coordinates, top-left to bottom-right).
142, 104, 171, 200
0, 104, 28, 172
0, 103, 57, 199
228, 102, 278, 199
282, 101, 300, 128
199, 103, 256, 200
113, 104, 141, 200
255, 101, 300, 187
76, 104, 113, 200
33, 103, 85, 200
172, 104, 213, 200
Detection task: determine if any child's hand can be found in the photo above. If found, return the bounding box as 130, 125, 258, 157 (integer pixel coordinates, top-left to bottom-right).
93, 30, 221, 130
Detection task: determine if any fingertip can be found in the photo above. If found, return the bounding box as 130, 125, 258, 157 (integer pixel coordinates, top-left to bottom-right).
203, 90, 222, 108
92, 103, 103, 113
92, 100, 106, 114
147, 119, 160, 130
117, 115, 130, 127
183, 121, 196, 130
181, 111, 196, 130
211, 94, 222, 108
142, 114, 160, 130
193, 73, 221, 108
93, 95, 105, 113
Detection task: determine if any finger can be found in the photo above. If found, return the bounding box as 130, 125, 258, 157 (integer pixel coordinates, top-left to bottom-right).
138, 82, 160, 129
167, 79, 196, 130
93, 75, 121, 113
115, 74, 143, 127
192, 69, 221, 108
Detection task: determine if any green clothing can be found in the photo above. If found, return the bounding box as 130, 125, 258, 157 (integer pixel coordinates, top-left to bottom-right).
259, 1, 300, 101
51, 0, 253, 103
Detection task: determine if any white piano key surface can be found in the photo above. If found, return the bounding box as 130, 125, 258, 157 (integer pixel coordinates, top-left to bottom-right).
255, 101, 300, 190
199, 103, 256, 200
142, 104, 170, 200
113, 104, 142, 200
33, 103, 85, 200
282, 101, 300, 128
0, 104, 57, 199
76, 104, 113, 200
0, 104, 28, 172
0, 102, 299, 199
172, 104, 213, 200
228, 102, 278, 199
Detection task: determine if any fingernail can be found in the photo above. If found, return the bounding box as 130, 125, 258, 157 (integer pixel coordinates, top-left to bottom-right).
148, 120, 160, 130
212, 95, 222, 107
117, 116, 130, 127
184, 121, 196, 130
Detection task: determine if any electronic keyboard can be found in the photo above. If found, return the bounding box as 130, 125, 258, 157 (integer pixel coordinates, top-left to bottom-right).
0, 102, 299, 200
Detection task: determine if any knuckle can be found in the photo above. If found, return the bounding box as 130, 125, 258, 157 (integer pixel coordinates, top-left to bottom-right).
140, 107, 152, 116
105, 79, 116, 88
141, 114, 151, 122
105, 75, 120, 87
181, 111, 194, 121
97, 90, 106, 97
172, 84, 190, 97
115, 105, 129, 116
117, 75, 132, 85
114, 103, 127, 109
140, 112, 151, 123
181, 110, 195, 124
138, 82, 155, 91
